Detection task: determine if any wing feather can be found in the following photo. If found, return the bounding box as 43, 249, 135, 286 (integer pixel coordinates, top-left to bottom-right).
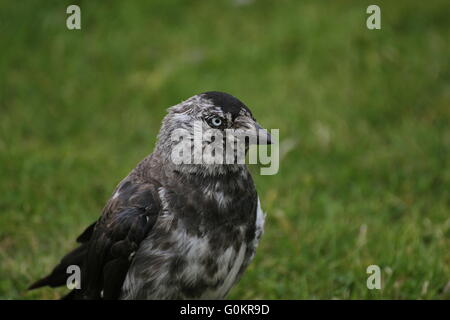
29, 179, 162, 300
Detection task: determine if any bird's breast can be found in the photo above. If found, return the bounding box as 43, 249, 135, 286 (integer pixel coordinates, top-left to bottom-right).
120, 178, 262, 300
120, 221, 251, 299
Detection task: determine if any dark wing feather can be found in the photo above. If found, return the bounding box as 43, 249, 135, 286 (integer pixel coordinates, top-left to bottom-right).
29, 179, 161, 300
76, 221, 97, 243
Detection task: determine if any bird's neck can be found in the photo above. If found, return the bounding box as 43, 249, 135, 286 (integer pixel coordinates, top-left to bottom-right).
132, 152, 251, 185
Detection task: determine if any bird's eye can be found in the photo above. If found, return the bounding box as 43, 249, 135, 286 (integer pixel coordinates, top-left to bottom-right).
210, 117, 223, 128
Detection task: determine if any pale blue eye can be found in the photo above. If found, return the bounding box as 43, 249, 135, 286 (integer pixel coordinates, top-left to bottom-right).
211, 117, 222, 127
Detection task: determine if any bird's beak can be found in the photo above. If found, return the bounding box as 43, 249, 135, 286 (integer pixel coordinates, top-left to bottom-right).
233, 115, 272, 145
254, 122, 273, 145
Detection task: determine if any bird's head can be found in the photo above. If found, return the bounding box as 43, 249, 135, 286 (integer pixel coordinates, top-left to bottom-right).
155, 91, 272, 175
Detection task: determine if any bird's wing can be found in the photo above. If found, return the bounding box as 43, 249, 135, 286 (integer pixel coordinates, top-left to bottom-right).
79, 178, 162, 299
29, 178, 162, 300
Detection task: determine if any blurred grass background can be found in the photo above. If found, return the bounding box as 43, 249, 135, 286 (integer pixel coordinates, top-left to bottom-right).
0, 0, 449, 299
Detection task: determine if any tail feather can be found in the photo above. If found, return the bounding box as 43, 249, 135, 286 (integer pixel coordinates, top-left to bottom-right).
29, 243, 88, 290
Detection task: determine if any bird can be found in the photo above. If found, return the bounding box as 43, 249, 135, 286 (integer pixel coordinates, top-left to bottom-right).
29, 91, 272, 299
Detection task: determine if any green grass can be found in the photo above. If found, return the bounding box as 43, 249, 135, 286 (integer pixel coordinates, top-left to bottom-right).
1, 0, 449, 299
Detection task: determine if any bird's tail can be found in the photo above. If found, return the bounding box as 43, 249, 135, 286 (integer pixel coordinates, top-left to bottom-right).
28, 243, 88, 291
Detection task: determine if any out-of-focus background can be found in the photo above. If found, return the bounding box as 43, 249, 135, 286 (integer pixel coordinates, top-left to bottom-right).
0, 0, 449, 299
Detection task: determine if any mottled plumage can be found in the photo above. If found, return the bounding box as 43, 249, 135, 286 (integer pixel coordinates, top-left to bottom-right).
29, 91, 270, 299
